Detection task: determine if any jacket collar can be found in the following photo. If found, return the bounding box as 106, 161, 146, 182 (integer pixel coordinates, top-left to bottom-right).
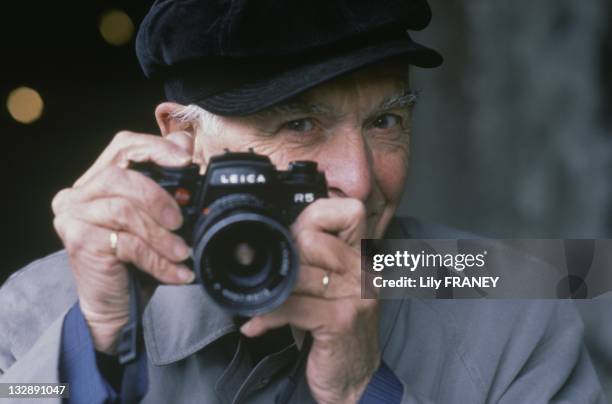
142, 284, 236, 365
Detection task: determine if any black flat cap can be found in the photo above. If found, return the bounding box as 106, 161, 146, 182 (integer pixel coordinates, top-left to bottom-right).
136, 0, 443, 116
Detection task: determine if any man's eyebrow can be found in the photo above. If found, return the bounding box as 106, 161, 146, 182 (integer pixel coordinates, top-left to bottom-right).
377, 90, 418, 112
248, 90, 418, 122
251, 99, 341, 120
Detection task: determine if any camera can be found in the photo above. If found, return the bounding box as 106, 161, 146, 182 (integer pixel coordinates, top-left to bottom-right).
131, 151, 327, 316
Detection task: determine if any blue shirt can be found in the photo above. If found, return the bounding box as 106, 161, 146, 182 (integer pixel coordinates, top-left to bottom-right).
59, 303, 402, 403
59, 303, 147, 404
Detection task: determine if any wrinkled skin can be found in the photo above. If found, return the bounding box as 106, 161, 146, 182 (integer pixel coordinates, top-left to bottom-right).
52, 62, 413, 403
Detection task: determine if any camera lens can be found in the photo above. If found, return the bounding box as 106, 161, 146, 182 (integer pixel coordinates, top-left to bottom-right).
192, 195, 298, 316
207, 221, 278, 288
233, 242, 256, 266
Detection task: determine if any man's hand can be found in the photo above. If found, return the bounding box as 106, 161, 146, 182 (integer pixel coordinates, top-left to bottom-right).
240, 198, 380, 404
51, 130, 196, 354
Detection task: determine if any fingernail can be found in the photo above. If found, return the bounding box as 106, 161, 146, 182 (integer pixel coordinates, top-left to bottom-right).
177, 268, 195, 283
174, 242, 190, 260
240, 321, 254, 335
163, 206, 182, 229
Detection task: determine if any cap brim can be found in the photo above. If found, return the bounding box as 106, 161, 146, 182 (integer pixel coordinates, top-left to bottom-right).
172, 39, 442, 116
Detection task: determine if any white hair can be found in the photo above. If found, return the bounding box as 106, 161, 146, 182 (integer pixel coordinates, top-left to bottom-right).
169, 104, 221, 135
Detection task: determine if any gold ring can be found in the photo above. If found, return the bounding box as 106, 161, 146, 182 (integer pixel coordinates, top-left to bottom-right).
322, 271, 330, 293
109, 231, 118, 252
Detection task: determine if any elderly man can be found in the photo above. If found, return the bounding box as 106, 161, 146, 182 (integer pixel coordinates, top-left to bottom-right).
0, 0, 606, 403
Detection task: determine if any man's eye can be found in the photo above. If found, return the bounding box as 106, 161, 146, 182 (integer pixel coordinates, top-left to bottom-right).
282, 118, 315, 133
372, 114, 402, 129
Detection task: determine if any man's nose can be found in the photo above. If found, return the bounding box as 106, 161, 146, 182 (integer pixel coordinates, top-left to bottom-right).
318, 130, 373, 201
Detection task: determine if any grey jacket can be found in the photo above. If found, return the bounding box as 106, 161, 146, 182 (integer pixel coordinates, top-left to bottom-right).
0, 217, 606, 403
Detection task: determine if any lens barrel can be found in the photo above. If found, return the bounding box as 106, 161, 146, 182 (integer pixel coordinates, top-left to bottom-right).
192, 194, 298, 316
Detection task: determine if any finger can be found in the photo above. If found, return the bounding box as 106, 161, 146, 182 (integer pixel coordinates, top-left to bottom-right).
74, 131, 192, 188
51, 187, 74, 216
292, 198, 367, 246
293, 265, 359, 299
295, 229, 360, 275
71, 197, 190, 262
241, 296, 371, 337
61, 166, 183, 230
241, 296, 329, 337
54, 214, 194, 284
115, 230, 194, 284
165, 131, 194, 156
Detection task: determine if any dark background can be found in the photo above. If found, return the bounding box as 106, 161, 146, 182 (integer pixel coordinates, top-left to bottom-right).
2, 0, 612, 284
1, 2, 161, 283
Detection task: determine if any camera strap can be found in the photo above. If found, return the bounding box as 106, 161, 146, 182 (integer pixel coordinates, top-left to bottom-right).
116, 268, 146, 403
117, 270, 141, 365
275, 331, 313, 404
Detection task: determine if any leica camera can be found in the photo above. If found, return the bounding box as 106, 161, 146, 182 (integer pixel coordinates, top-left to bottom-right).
131, 151, 327, 316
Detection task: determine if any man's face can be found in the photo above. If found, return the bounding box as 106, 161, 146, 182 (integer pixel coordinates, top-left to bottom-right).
192, 63, 413, 238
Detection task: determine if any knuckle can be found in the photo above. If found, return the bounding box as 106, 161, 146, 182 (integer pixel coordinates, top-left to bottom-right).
115, 233, 133, 262
143, 250, 159, 272
63, 223, 86, 252
113, 130, 133, 144
123, 236, 151, 271
148, 176, 172, 200
152, 230, 178, 257
141, 221, 174, 256
51, 188, 72, 214
52, 215, 66, 237
107, 198, 133, 230
302, 204, 323, 226
141, 179, 175, 213
297, 230, 317, 251
299, 200, 320, 222
296, 231, 319, 264
346, 199, 366, 220
131, 237, 166, 277
139, 179, 163, 203
132, 237, 148, 262
146, 251, 169, 278
138, 215, 161, 244
99, 165, 124, 184
114, 148, 130, 166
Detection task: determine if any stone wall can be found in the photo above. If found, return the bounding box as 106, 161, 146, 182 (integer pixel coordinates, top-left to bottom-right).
400, 0, 612, 238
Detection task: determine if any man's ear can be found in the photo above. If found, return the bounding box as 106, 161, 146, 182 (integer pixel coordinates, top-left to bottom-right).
155, 102, 194, 137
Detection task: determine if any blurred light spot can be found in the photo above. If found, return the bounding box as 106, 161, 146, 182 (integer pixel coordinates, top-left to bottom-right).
6, 87, 44, 124
99, 9, 134, 46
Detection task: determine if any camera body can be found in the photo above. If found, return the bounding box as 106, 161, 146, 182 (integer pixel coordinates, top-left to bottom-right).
131, 151, 327, 315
